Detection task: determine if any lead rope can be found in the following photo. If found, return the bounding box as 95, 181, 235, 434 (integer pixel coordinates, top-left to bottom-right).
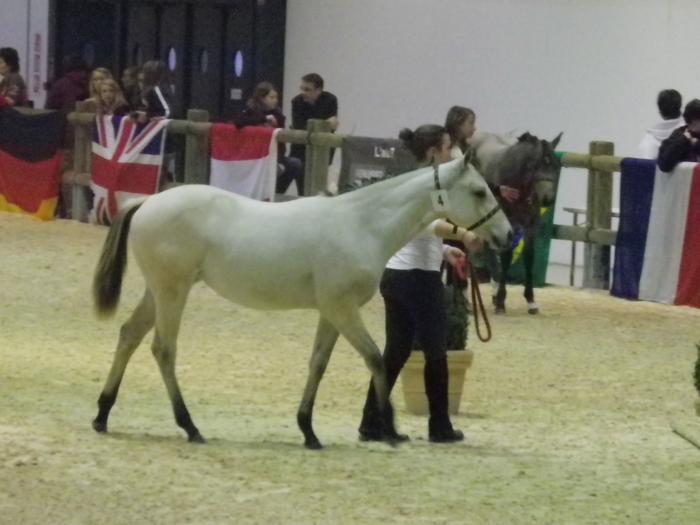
456, 257, 492, 343
469, 261, 492, 342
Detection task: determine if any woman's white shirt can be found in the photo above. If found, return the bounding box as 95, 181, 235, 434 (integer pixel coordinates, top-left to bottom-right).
386, 220, 443, 272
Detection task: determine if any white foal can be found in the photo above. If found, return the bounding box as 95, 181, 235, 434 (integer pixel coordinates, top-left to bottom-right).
92, 153, 512, 449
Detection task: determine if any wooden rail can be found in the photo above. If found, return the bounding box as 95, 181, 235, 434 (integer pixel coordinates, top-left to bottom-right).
65, 109, 624, 289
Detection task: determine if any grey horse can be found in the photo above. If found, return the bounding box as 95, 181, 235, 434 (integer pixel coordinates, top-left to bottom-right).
471, 131, 563, 314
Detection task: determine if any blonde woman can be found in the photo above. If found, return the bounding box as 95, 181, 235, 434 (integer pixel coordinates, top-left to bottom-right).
89, 67, 113, 99
95, 78, 129, 116
79, 67, 113, 113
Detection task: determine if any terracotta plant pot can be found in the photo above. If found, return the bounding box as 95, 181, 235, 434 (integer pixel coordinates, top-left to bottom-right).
400, 349, 474, 416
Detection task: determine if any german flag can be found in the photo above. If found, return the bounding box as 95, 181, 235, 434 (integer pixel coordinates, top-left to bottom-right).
0, 107, 65, 220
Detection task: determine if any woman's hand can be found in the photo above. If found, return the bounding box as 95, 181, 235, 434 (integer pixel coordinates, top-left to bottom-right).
499, 185, 520, 203
461, 230, 483, 252
444, 246, 466, 267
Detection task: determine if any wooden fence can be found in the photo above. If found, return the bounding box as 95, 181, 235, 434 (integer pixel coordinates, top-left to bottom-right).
65, 109, 623, 290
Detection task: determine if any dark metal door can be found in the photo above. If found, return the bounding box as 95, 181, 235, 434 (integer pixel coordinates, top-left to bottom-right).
222, 2, 254, 119
190, 5, 225, 117
125, 3, 157, 68
56, 1, 118, 73
158, 3, 187, 118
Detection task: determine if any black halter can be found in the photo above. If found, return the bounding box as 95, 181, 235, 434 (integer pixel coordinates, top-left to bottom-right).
433, 163, 501, 232
466, 203, 501, 231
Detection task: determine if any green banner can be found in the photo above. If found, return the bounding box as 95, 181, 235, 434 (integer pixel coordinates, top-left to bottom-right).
506, 205, 554, 287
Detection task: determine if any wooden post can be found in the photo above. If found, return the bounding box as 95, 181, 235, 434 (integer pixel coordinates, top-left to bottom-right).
304, 118, 332, 196
583, 141, 614, 289
70, 101, 91, 222
184, 109, 210, 185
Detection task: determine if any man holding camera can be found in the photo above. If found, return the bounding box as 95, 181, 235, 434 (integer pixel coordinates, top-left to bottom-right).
657, 99, 700, 172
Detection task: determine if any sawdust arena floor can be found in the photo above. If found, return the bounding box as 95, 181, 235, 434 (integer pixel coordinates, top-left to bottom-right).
1, 213, 699, 525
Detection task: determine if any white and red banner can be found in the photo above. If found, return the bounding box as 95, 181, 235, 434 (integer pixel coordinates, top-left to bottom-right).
210, 124, 279, 202
91, 116, 168, 225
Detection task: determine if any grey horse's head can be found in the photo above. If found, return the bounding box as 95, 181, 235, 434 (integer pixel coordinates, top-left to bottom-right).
497, 132, 563, 207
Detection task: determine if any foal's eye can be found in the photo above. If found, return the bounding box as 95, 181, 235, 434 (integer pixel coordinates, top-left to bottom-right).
473, 189, 487, 199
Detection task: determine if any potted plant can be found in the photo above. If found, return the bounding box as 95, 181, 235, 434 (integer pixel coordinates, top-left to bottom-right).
400, 267, 474, 415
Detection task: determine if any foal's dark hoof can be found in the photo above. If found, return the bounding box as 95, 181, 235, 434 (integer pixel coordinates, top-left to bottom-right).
92, 419, 107, 434
188, 432, 207, 444
304, 437, 323, 450
528, 307, 539, 315
494, 305, 506, 315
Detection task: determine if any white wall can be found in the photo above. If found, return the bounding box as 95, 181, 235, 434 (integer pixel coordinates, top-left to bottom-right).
285, 0, 700, 264
0, 0, 50, 108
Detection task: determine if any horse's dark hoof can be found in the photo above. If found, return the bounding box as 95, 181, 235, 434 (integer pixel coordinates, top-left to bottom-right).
360, 430, 410, 446
92, 419, 107, 433
188, 433, 206, 444
304, 438, 323, 450
528, 307, 539, 315
495, 305, 506, 315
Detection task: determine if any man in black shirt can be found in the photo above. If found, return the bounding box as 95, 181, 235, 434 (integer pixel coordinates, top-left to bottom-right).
289, 73, 339, 184
657, 99, 700, 173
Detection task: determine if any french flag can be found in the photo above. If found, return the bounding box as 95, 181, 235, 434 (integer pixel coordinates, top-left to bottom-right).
210, 124, 279, 202
611, 159, 700, 307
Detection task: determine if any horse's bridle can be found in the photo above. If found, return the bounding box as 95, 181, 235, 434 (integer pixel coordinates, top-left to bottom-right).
433, 163, 501, 232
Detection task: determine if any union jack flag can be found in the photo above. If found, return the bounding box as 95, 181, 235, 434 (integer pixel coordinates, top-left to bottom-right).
90, 115, 169, 225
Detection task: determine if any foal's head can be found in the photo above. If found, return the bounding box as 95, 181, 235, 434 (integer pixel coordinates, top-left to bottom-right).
499, 132, 563, 207
442, 151, 513, 251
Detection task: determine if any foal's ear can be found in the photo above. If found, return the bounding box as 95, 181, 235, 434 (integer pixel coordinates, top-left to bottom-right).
551, 132, 563, 150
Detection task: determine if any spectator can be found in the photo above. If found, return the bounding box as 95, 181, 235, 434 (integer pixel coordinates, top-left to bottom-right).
657, 99, 700, 172
78, 67, 114, 113
45, 55, 89, 113
89, 67, 113, 99
0, 47, 28, 106
289, 73, 338, 166
357, 124, 483, 444
638, 89, 684, 159
136, 60, 173, 119
240, 81, 304, 195
95, 78, 129, 116
445, 105, 477, 157
445, 105, 519, 203
120, 66, 141, 109
132, 60, 175, 184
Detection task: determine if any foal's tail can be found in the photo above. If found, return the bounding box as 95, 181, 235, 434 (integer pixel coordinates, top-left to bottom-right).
92, 201, 145, 319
